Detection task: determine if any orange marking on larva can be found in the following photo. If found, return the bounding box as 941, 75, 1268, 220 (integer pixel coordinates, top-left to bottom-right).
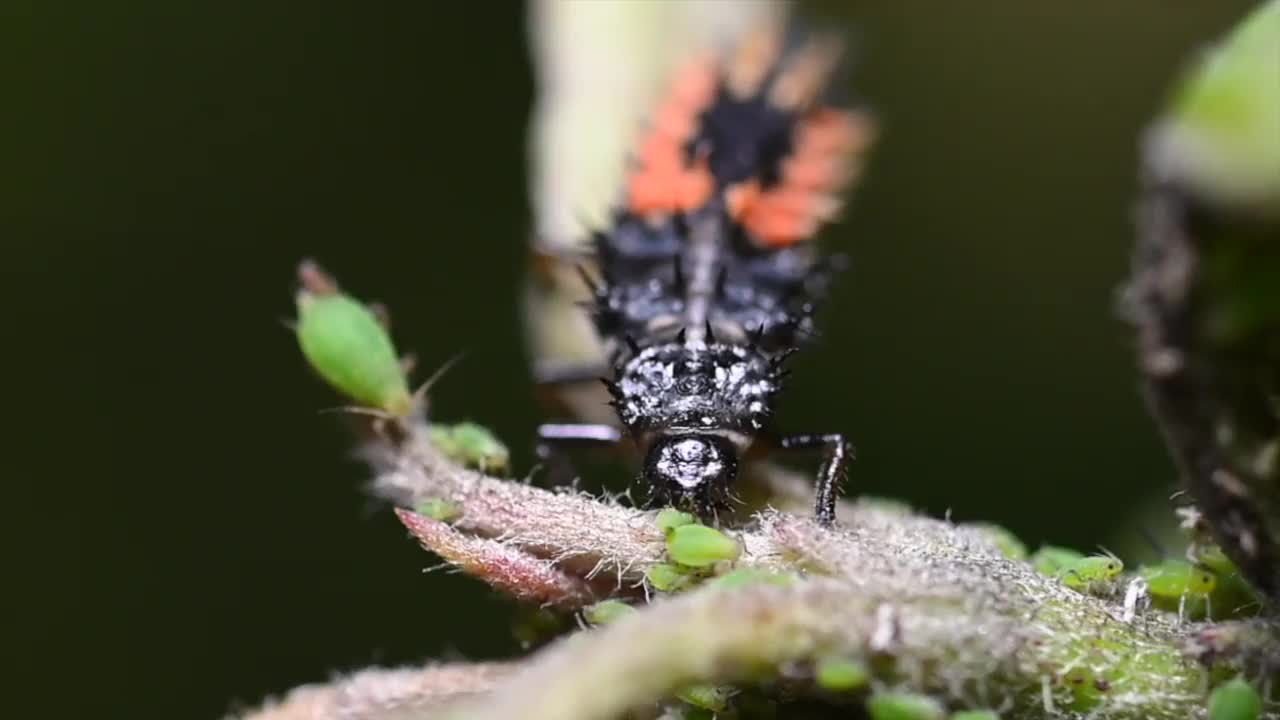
627, 168, 676, 214
627, 164, 712, 215
652, 103, 697, 141
624, 55, 721, 216
738, 182, 845, 248
669, 54, 718, 109
760, 188, 820, 216
743, 205, 817, 248
673, 157, 714, 211
781, 154, 842, 191
796, 109, 859, 155
726, 180, 762, 220
637, 132, 683, 172
802, 108, 878, 157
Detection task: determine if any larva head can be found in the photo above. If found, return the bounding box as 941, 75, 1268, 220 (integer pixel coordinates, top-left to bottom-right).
643, 433, 739, 514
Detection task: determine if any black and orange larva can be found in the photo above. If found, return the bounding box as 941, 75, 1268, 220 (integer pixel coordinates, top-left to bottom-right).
534, 22, 875, 526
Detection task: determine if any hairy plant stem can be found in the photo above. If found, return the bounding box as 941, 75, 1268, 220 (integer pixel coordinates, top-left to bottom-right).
236, 426, 1279, 720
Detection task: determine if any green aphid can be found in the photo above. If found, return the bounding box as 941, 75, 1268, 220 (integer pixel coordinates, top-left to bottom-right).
1140, 559, 1217, 618
676, 684, 731, 712
1030, 545, 1084, 576
1197, 544, 1237, 576
866, 691, 947, 720
1194, 545, 1263, 619
968, 523, 1028, 560
295, 285, 412, 416
1142, 560, 1217, 598
950, 712, 1000, 720
710, 567, 793, 590
646, 563, 694, 592
666, 524, 740, 568
815, 656, 869, 692
429, 422, 510, 474
1058, 554, 1124, 594
414, 497, 461, 523
1208, 677, 1263, 720
656, 508, 697, 535
582, 599, 635, 626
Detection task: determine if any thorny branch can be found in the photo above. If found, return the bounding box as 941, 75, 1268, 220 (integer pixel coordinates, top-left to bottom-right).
237, 427, 1280, 720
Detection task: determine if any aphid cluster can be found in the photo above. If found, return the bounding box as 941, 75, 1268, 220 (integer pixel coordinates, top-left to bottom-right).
534, 24, 875, 525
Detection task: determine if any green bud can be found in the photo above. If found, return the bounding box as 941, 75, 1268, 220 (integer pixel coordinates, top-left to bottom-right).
815, 656, 869, 691
711, 567, 793, 590
295, 267, 411, 416
414, 497, 461, 523
429, 422, 509, 473
866, 691, 946, 720
646, 563, 692, 592
582, 599, 635, 626
676, 684, 731, 712
656, 508, 697, 535
950, 712, 1000, 720
1030, 545, 1084, 576
1164, 0, 1280, 210
666, 524, 741, 568
1208, 677, 1263, 720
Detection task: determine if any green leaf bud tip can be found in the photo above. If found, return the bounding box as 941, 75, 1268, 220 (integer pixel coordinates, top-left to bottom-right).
655, 508, 697, 535
866, 691, 946, 720
582, 599, 635, 626
666, 524, 740, 568
1208, 677, 1263, 720
815, 656, 869, 691
1160, 0, 1280, 210
414, 497, 461, 523
294, 262, 411, 416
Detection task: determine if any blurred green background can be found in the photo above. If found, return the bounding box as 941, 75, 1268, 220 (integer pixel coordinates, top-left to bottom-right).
3, 1, 1259, 717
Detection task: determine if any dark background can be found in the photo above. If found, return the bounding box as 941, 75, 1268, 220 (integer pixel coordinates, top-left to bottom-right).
4, 1, 1258, 717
